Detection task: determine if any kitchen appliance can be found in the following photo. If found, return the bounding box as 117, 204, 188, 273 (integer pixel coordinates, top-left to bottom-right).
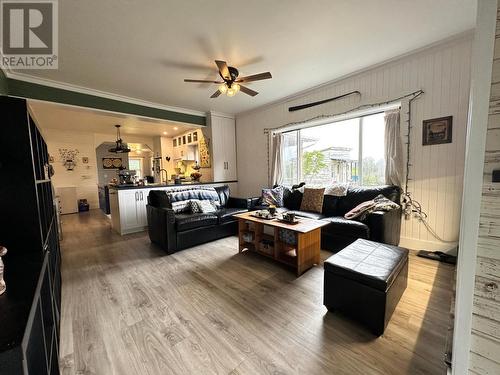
118, 169, 136, 185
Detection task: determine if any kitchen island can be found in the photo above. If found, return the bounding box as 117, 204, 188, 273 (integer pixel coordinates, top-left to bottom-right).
109, 180, 238, 235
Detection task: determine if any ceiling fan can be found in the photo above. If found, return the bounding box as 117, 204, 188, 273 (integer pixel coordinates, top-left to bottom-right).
184, 60, 272, 98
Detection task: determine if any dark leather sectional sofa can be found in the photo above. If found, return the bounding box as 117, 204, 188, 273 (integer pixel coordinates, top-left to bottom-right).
146, 184, 402, 254
252, 185, 402, 252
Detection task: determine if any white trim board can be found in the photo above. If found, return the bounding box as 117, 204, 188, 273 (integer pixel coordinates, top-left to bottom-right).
452, 1, 497, 373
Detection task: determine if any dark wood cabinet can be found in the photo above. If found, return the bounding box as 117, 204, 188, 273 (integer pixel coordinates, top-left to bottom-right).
0, 96, 61, 374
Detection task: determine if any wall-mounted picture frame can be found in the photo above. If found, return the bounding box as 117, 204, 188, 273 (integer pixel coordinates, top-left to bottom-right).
102, 157, 122, 169
193, 131, 198, 142
173, 138, 177, 147
422, 116, 452, 146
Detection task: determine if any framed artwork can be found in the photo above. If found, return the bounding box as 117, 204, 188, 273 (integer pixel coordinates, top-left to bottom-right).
193, 131, 198, 142
182, 135, 186, 144
102, 157, 122, 169
173, 138, 177, 147
199, 136, 211, 168
187, 134, 192, 143
422, 116, 452, 146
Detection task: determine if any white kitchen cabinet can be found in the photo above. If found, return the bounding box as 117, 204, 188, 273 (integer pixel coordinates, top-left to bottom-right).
110, 188, 149, 235
209, 111, 237, 181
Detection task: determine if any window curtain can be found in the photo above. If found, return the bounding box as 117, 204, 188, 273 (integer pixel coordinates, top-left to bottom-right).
384, 110, 403, 187
270, 133, 284, 186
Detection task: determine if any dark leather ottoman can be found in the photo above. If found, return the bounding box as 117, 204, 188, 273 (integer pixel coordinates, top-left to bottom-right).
323, 239, 409, 336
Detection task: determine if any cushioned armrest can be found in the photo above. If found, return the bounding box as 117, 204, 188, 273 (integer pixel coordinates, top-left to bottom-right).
248, 197, 262, 209
363, 208, 402, 246
146, 205, 177, 253
227, 196, 251, 209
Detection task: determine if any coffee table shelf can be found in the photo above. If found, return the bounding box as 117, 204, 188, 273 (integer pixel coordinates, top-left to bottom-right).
235, 212, 328, 276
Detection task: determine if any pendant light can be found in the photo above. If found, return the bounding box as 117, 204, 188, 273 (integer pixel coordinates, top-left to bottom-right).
108, 125, 131, 153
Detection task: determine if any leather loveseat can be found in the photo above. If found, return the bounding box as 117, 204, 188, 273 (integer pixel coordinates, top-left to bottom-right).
253, 185, 402, 252
146, 185, 250, 253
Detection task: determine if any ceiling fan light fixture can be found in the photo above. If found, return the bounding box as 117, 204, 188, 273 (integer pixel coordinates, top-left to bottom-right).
218, 83, 228, 94
232, 83, 240, 93
226, 87, 236, 97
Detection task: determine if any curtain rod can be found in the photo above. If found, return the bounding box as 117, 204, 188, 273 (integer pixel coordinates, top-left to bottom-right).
264, 89, 424, 134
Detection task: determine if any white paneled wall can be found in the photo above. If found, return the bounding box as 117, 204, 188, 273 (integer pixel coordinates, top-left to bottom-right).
236, 34, 472, 251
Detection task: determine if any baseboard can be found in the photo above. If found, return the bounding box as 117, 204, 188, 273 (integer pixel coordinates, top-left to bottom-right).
399, 236, 458, 252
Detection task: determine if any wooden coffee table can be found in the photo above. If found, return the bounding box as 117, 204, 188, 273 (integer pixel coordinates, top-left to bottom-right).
234, 212, 329, 276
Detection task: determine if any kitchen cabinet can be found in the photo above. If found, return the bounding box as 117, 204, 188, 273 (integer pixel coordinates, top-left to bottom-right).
209, 112, 237, 181
110, 188, 149, 235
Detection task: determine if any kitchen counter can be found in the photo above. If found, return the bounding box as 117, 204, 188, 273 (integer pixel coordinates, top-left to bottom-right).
108, 180, 237, 190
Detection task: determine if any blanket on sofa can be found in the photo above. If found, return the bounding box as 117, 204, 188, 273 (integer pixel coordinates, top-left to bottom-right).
344, 194, 400, 221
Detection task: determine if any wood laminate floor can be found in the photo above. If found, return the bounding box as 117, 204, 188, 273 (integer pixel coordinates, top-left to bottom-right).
59, 210, 454, 375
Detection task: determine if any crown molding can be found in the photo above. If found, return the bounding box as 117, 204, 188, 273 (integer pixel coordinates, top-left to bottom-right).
2, 70, 206, 118
208, 110, 235, 119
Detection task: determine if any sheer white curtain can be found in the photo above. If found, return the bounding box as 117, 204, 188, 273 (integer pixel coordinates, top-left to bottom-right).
270, 133, 284, 186
384, 110, 403, 187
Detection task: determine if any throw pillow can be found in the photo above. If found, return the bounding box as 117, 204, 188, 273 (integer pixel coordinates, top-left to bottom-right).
299, 187, 325, 213
261, 185, 285, 207
171, 200, 191, 213
198, 200, 217, 213
324, 183, 349, 197
189, 200, 201, 214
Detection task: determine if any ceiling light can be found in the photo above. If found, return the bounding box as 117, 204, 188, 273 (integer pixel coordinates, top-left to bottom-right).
232, 83, 240, 93
173, 127, 178, 130
226, 87, 236, 97
108, 125, 131, 153
163, 131, 168, 135
219, 83, 228, 94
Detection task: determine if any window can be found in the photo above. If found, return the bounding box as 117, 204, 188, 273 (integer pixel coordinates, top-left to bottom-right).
128, 158, 143, 179
281, 112, 386, 186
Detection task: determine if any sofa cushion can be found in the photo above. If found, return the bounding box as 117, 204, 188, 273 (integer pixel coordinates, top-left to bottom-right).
214, 185, 230, 207
168, 186, 221, 205
300, 187, 325, 213
283, 187, 303, 210
324, 239, 409, 291
286, 210, 325, 220
321, 216, 370, 239
336, 185, 401, 216
175, 212, 218, 231
322, 195, 340, 217
217, 208, 249, 224
262, 185, 285, 206
148, 190, 171, 208
198, 200, 217, 213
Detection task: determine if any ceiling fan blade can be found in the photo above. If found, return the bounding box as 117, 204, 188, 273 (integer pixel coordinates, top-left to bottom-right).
236, 72, 272, 83
239, 85, 259, 97
210, 90, 222, 98
215, 60, 231, 80
184, 79, 222, 83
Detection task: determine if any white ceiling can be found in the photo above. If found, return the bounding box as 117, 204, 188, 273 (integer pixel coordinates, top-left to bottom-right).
28, 100, 198, 137
14, 0, 476, 115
